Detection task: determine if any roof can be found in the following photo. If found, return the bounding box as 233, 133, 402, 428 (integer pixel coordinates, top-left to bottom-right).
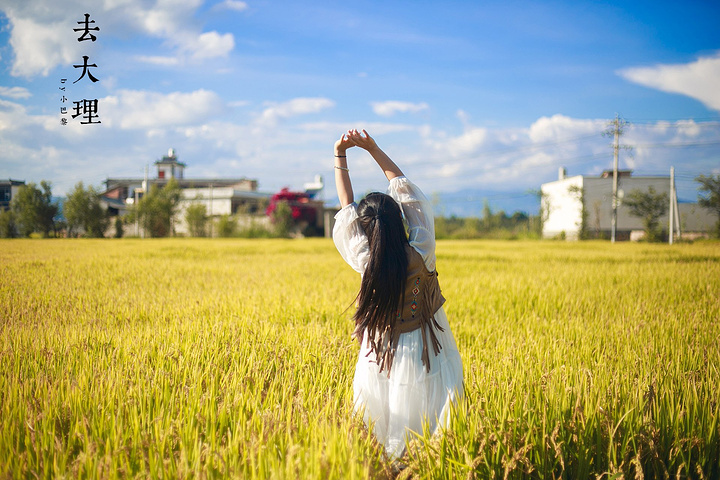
154, 158, 187, 167
154, 152, 186, 167
181, 188, 271, 199
105, 177, 256, 188
543, 172, 672, 187
101, 196, 128, 208
600, 169, 633, 178
0, 179, 26, 186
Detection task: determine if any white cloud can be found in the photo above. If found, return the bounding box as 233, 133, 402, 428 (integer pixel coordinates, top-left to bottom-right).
434, 163, 461, 178
101, 89, 224, 129
2, 0, 235, 77
127, 0, 236, 62
516, 152, 555, 170
126, 0, 204, 37
414, 114, 720, 196
0, 99, 30, 131
618, 51, 720, 111
135, 55, 181, 66
1, 88, 717, 207
0, 86, 32, 99
456, 109, 471, 128
445, 128, 487, 156
371, 101, 429, 117
528, 114, 605, 143
423, 126, 488, 157
8, 17, 82, 77
257, 97, 335, 126
672, 119, 701, 138
185, 31, 235, 60
214, 0, 249, 12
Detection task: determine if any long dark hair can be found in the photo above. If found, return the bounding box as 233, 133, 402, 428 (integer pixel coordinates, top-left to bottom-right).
352, 192, 409, 369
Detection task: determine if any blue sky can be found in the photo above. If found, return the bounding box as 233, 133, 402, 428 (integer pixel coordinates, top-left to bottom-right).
1, 0, 719, 215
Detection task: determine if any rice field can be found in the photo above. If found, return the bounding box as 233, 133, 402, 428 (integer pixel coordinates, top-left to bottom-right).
1, 238, 719, 479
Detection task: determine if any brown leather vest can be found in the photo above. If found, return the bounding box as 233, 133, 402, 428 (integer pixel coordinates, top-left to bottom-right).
371, 246, 446, 374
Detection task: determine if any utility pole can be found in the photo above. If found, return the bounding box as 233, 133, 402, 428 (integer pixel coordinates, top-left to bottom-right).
674, 185, 681, 239
669, 166, 675, 245
672, 168, 681, 241
603, 115, 629, 243
134, 188, 139, 237
142, 164, 148, 239
611, 114, 619, 243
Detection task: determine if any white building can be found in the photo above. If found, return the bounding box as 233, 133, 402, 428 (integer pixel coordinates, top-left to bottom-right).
541, 168, 715, 240
0, 179, 25, 211
176, 186, 272, 235
102, 149, 269, 236
155, 148, 185, 180
101, 148, 331, 237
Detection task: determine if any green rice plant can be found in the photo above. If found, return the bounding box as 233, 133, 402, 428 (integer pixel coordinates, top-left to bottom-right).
0, 238, 718, 479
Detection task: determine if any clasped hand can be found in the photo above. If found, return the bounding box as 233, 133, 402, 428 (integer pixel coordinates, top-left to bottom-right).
335, 129, 377, 154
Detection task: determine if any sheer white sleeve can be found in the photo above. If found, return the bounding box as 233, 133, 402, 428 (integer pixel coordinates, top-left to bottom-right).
332, 203, 370, 274
387, 176, 437, 271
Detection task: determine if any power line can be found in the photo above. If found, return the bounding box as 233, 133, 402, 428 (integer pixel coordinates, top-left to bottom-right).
628, 120, 720, 127
407, 124, 719, 172
632, 140, 720, 148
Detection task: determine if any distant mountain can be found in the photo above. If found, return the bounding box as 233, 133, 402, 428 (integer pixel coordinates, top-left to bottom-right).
430, 189, 541, 218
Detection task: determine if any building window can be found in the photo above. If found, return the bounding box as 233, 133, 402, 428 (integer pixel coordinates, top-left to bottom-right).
0, 186, 10, 210
158, 170, 165, 179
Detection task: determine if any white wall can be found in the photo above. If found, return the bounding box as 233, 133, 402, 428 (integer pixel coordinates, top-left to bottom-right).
541, 175, 583, 239
181, 188, 234, 216
678, 203, 716, 233
175, 188, 233, 235
542, 174, 715, 239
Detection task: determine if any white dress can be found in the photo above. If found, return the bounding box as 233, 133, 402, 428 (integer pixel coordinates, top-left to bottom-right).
333, 176, 464, 459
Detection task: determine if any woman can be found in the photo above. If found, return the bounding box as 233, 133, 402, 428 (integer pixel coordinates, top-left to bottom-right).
332, 129, 464, 459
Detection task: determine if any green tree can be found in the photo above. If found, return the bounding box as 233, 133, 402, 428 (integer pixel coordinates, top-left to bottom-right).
37, 182, 58, 237
114, 216, 124, 238
271, 200, 293, 238
237, 218, 274, 238
64, 182, 109, 237
0, 209, 17, 238
481, 200, 497, 231
131, 178, 181, 237
624, 186, 668, 242
64, 183, 84, 236
185, 203, 208, 237
434, 216, 449, 239
529, 188, 550, 237
86, 198, 109, 237
695, 174, 720, 237
461, 216, 482, 238
217, 214, 237, 238
11, 181, 58, 237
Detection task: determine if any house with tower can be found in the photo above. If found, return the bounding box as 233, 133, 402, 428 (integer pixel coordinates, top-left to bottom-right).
102, 148, 270, 236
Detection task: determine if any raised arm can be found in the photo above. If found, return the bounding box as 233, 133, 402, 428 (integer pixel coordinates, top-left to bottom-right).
347, 129, 404, 181
334, 133, 355, 207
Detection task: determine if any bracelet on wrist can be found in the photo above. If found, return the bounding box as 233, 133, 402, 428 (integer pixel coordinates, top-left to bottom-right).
334, 165, 349, 172
334, 154, 347, 158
